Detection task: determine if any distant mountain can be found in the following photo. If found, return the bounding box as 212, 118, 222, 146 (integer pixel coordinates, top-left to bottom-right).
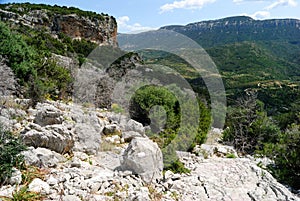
160, 16, 300, 48
155, 16, 300, 112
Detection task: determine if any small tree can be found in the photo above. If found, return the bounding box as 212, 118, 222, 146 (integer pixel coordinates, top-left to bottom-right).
223, 91, 280, 154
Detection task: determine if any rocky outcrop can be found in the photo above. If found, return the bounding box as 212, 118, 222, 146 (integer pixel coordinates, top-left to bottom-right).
33, 103, 64, 126
19, 101, 106, 155
173, 152, 299, 201
21, 123, 74, 154
73, 123, 101, 154
0, 6, 117, 46
0, 57, 18, 96
0, 100, 299, 200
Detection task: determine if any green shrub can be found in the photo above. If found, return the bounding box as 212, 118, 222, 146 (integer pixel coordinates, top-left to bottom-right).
0, 3, 112, 21
129, 85, 181, 148
164, 159, 190, 174
0, 22, 36, 85
11, 185, 42, 201
0, 126, 26, 186
111, 103, 124, 114
129, 85, 211, 172
0, 22, 73, 103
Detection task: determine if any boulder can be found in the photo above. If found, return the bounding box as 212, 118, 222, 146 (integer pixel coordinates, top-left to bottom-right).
21, 147, 66, 168
21, 124, 74, 154
121, 137, 163, 183
125, 119, 145, 135
0, 185, 15, 199
34, 103, 63, 126
28, 178, 50, 195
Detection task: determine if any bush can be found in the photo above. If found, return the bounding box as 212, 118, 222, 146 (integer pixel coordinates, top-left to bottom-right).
0, 126, 26, 186
129, 85, 181, 148
129, 85, 211, 171
0, 22, 73, 103
0, 22, 36, 86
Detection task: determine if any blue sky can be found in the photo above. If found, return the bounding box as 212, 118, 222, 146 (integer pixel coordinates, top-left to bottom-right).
0, 0, 299, 33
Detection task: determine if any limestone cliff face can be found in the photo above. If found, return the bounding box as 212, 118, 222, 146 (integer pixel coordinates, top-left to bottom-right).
0, 7, 117, 46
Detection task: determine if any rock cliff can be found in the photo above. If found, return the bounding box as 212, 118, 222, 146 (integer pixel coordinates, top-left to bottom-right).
0, 4, 117, 46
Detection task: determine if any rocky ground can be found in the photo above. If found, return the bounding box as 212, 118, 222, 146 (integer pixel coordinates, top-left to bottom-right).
0, 97, 299, 201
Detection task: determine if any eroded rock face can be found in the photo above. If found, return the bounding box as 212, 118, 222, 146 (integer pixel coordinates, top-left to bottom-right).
121, 137, 163, 183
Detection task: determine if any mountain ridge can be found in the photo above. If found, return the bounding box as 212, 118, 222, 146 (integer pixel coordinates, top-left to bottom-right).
160, 16, 300, 48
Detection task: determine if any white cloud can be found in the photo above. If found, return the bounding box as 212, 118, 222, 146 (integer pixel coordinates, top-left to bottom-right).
233, 0, 267, 3
249, 10, 271, 19
117, 16, 156, 33
265, 0, 297, 10
160, 0, 216, 13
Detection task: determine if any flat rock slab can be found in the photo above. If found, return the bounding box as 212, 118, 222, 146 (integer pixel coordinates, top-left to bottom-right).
174, 156, 299, 201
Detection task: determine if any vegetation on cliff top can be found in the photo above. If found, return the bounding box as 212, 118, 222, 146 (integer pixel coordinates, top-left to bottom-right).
0, 3, 115, 22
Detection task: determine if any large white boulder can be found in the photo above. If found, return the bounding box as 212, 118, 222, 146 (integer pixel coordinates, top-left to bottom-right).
121, 137, 163, 183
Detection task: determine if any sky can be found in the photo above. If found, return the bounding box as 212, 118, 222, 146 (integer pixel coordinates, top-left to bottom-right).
0, 0, 299, 33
